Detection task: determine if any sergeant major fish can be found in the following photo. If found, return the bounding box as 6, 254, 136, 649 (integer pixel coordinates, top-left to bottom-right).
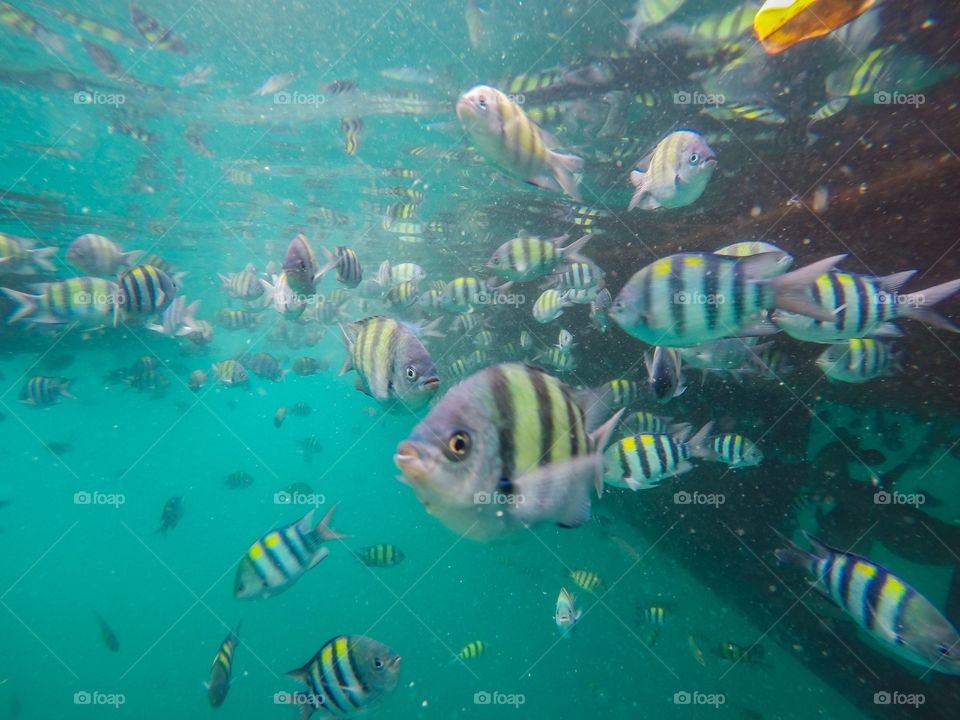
628, 130, 715, 211
555, 587, 582, 638
394, 363, 622, 541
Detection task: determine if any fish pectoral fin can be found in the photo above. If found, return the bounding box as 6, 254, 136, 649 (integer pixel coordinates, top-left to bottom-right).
307, 548, 330, 569
528, 175, 562, 194
510, 456, 600, 529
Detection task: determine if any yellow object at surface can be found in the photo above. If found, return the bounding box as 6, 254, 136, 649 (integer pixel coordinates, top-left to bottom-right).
753, 0, 877, 55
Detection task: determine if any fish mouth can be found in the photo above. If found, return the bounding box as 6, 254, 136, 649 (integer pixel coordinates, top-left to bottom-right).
394, 442, 431, 483
390, 655, 402, 669
422, 376, 440, 390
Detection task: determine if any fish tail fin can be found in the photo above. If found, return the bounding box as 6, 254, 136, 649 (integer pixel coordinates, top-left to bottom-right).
559, 233, 591, 257
59, 380, 76, 400
315, 503, 349, 541
28, 246, 58, 273
315, 246, 338, 281
121, 249, 143, 269
627, 170, 647, 211
772, 529, 818, 574
176, 299, 202, 336
900, 278, 960, 332
770, 254, 847, 321
1, 287, 40, 323
687, 421, 716, 460
549, 151, 583, 202
588, 408, 626, 497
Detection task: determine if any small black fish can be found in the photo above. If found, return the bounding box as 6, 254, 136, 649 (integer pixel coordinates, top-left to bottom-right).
47, 441, 71, 456
95, 612, 119, 652
225, 471, 254, 489
156, 496, 184, 537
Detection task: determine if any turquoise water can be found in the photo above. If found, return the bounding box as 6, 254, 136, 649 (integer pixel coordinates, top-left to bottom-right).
2, 1, 960, 718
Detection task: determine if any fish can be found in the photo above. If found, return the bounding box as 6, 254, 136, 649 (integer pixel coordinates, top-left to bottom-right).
533, 289, 572, 323
156, 496, 184, 538
339, 316, 439, 409
0, 232, 57, 274
624, 0, 687, 47
292, 357, 326, 376
251, 72, 297, 96
95, 612, 119, 652
355, 544, 405, 567
379, 261, 427, 287
206, 622, 241, 708
550, 258, 605, 291
465, 0, 490, 50
66, 234, 141, 276
590, 288, 613, 333
709, 433, 763, 468
701, 103, 787, 125
216, 308, 261, 330
225, 471, 254, 489
610, 253, 846, 347
555, 587, 582, 638
537, 347, 577, 373
556, 329, 575, 353
773, 271, 960, 343
318, 246, 363, 288
211, 360, 248, 387
286, 635, 401, 715
688, 634, 707, 666
441, 276, 488, 310
301, 435, 323, 459
604, 423, 713, 491
628, 131, 716, 211
177, 64, 214, 87
145, 296, 201, 338
395, 363, 622, 541
595, 379, 645, 410
341, 117, 364, 156
775, 533, 960, 675
485, 234, 589, 282
188, 370, 207, 391
129, 3, 187, 53
645, 346, 686, 404
291, 402, 312, 417
282, 233, 321, 296
234, 506, 346, 599
40, 6, 145, 47
273, 407, 287, 428
3, 277, 119, 327
18, 376, 74, 406
115, 264, 177, 326
640, 606, 667, 626
816, 338, 901, 383
713, 241, 794, 276
629, 412, 678, 435
456, 85, 584, 201
570, 569, 605, 593
244, 352, 286, 382
714, 640, 763, 665
454, 640, 485, 662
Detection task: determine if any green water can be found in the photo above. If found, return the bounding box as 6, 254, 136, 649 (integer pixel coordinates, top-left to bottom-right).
2, 1, 960, 718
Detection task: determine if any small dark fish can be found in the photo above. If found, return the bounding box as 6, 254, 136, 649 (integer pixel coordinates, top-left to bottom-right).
47, 441, 71, 456
290, 401, 311, 417
156, 496, 184, 537
95, 612, 119, 652
274, 406, 287, 428
356, 544, 405, 567
225, 471, 254, 489
206, 621, 241, 708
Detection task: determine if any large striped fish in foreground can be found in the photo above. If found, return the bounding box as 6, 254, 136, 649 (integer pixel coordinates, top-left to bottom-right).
206, 622, 241, 708
115, 263, 177, 326
234, 506, 346, 599
775, 533, 960, 675
340, 316, 439, 409
456, 85, 584, 201
394, 363, 622, 541
610, 252, 845, 347
286, 635, 401, 718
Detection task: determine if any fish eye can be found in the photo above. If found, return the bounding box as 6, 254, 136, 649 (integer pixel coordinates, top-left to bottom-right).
373, 657, 384, 670
405, 365, 419, 382
445, 431, 471, 460
689, 153, 700, 165
937, 643, 953, 657
477, 95, 487, 110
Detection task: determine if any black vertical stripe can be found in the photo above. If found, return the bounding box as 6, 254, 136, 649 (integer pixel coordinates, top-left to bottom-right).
670, 257, 685, 336
489, 366, 516, 481
143, 266, 159, 312
637, 437, 652, 480
863, 567, 887, 631
654, 435, 669, 474
529, 369, 554, 465
854, 275, 871, 333
315, 653, 347, 714
667, 435, 679, 467
562, 390, 582, 458
330, 642, 362, 709
829, 273, 846, 334
618, 442, 631, 477
839, 555, 856, 611
811, 278, 824, 331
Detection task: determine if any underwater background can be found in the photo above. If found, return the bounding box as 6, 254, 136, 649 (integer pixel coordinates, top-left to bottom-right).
1, 1, 960, 718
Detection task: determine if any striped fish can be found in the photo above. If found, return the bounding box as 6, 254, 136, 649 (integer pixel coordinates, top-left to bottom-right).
456, 85, 583, 201
551, 259, 605, 291
570, 569, 605, 593
378, 261, 426, 287
597, 379, 645, 410
628, 131, 716, 211
129, 3, 187, 53
826, 46, 897, 99
776, 533, 960, 675
611, 252, 846, 347
19, 376, 74, 406
816, 338, 901, 383
485, 234, 589, 281
625, 0, 686, 47
116, 264, 177, 326
533, 289, 572, 323
67, 234, 141, 276
537, 346, 577, 373
339, 316, 439, 408
441, 276, 487, 310
395, 363, 623, 540
640, 606, 667, 626
211, 360, 248, 386
318, 246, 362, 288
234, 506, 346, 599
702, 103, 787, 125
0, 232, 57, 274
709, 433, 763, 468
455, 641, 486, 661
216, 308, 261, 330
384, 280, 418, 308
629, 411, 676, 435
286, 635, 401, 716
503, 68, 565, 95
773, 270, 960, 343
341, 118, 363, 156
3, 277, 118, 326
206, 622, 241, 708
218, 263, 263, 300
604, 423, 713, 491
43, 6, 145, 47
356, 544, 405, 567
556, 587, 581, 638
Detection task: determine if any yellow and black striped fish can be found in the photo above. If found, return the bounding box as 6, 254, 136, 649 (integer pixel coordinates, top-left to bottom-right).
129, 3, 187, 53
605, 423, 713, 491
216, 308, 261, 330
286, 635, 401, 716
318, 245, 363, 288
454, 640, 486, 662
341, 117, 364, 156
570, 569, 605, 594
206, 622, 241, 708
19, 376, 74, 406
116, 264, 176, 326
234, 506, 345, 599
640, 606, 667, 626
776, 533, 960, 674
3, 277, 118, 326
356, 544, 405, 567
816, 338, 901, 383
485, 234, 589, 282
